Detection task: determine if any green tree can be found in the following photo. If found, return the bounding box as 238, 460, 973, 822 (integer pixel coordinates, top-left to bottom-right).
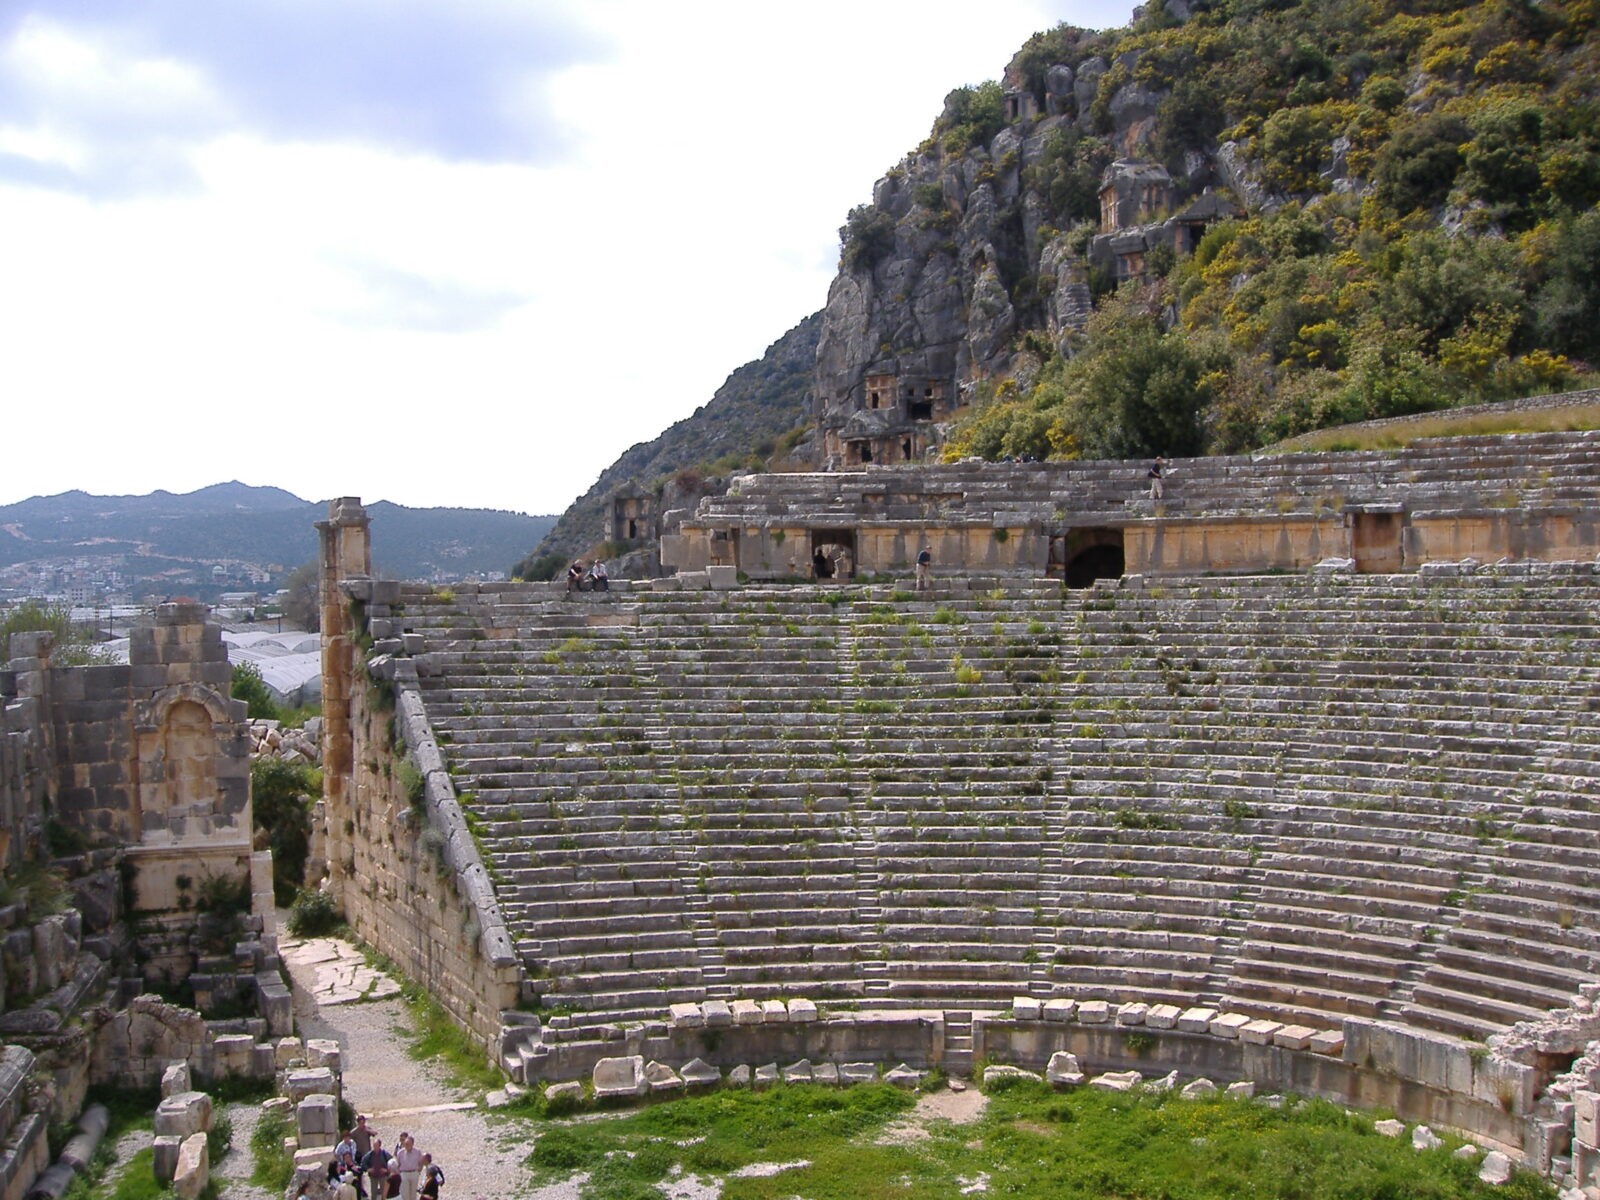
0, 601, 112, 665
280, 561, 319, 633
231, 661, 280, 722
251, 758, 319, 906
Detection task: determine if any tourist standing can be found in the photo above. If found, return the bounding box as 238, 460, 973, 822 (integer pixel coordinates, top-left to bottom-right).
915, 544, 933, 592
394, 1134, 424, 1200
1148, 457, 1166, 501
420, 1155, 444, 1200
362, 1138, 392, 1200
351, 1116, 374, 1161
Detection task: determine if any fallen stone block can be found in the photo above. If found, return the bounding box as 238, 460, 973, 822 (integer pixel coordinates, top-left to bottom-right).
1225, 1081, 1255, 1099
813, 1063, 839, 1086
297, 1095, 337, 1141
644, 1061, 685, 1093
1479, 1150, 1512, 1185
982, 1065, 1041, 1087
787, 998, 817, 1023
1413, 1126, 1442, 1151
782, 1060, 813, 1083
1180, 1079, 1216, 1100
154, 1092, 213, 1138
760, 1000, 788, 1022
275, 1037, 305, 1068
1148, 1070, 1179, 1092
28, 1164, 75, 1200
543, 1082, 583, 1108
680, 1059, 720, 1089
1045, 1052, 1084, 1088
753, 1063, 779, 1091
884, 1064, 923, 1090
1090, 1071, 1142, 1092
172, 1133, 209, 1200
839, 1062, 878, 1085
1453, 1145, 1480, 1160
1077, 1001, 1110, 1024
592, 1055, 646, 1099
1012, 996, 1042, 1021
728, 1065, 751, 1088
283, 1068, 337, 1103
305, 1039, 343, 1072
1375, 1119, 1405, 1138
700, 1000, 732, 1028
1177, 1007, 1217, 1033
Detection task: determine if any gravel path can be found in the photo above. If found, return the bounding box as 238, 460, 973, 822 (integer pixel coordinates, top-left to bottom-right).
278, 935, 531, 1200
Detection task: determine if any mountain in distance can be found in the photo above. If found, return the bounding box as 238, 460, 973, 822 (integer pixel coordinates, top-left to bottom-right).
520, 312, 822, 572
0, 481, 556, 599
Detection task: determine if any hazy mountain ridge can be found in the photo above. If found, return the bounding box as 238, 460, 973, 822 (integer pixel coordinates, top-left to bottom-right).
0, 483, 555, 593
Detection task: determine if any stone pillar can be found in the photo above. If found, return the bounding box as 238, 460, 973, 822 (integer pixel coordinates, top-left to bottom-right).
316, 498, 370, 909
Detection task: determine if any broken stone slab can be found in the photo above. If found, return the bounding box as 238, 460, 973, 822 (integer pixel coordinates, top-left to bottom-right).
760, 1000, 788, 1022
1273, 1025, 1317, 1051
274, 1037, 306, 1068
839, 1062, 878, 1085
59, 1104, 110, 1174
1225, 1081, 1255, 1099
1209, 1013, 1251, 1040
1077, 1001, 1110, 1024
172, 1133, 209, 1200
26, 1163, 75, 1200
1116, 1003, 1150, 1026
1479, 1150, 1512, 1185
982, 1065, 1041, 1087
1375, 1119, 1405, 1137
261, 1097, 292, 1118
787, 998, 817, 1023
700, 1000, 732, 1028
1012, 996, 1042, 1021
1239, 1019, 1283, 1046
1090, 1071, 1142, 1092
753, 1063, 779, 1091
668, 1003, 704, 1029
1177, 1007, 1217, 1033
1045, 1052, 1084, 1088
644, 1061, 684, 1093
813, 1062, 839, 1087
1042, 998, 1075, 1023
543, 1081, 583, 1107
782, 1060, 813, 1084
730, 1000, 762, 1026
1180, 1079, 1216, 1100
1453, 1145, 1480, 1160
884, 1064, 924, 1090
592, 1055, 647, 1099
1145, 1004, 1182, 1030
1148, 1070, 1180, 1092
160, 1062, 191, 1098
154, 1092, 213, 1138
1412, 1126, 1442, 1151
728, 1064, 751, 1088
152, 1135, 183, 1184
680, 1059, 721, 1089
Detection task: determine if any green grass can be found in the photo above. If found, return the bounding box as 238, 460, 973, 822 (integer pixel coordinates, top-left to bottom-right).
508, 1080, 1551, 1200
1265, 400, 1600, 454
400, 984, 506, 1094
250, 1107, 295, 1192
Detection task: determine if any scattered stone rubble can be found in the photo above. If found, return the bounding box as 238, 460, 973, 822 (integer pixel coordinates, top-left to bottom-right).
249, 717, 323, 765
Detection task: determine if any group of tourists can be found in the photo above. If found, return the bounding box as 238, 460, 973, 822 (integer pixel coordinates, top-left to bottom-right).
325, 1114, 444, 1200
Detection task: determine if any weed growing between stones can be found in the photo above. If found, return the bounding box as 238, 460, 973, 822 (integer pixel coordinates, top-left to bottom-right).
251, 1106, 294, 1192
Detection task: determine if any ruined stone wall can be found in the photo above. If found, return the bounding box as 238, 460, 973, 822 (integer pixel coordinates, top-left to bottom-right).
0, 638, 52, 872
317, 500, 522, 1052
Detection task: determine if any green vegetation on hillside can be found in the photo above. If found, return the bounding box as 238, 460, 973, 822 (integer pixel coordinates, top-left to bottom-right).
516, 1081, 1550, 1200
0, 601, 113, 665
944, 0, 1600, 461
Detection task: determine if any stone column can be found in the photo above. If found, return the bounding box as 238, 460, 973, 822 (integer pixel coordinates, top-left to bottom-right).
316, 498, 370, 907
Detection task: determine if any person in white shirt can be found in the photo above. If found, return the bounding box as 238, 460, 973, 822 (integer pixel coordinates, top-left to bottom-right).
393, 1134, 425, 1200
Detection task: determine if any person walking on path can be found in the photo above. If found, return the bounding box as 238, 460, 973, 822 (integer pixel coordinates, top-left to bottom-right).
915, 545, 933, 592
394, 1134, 424, 1200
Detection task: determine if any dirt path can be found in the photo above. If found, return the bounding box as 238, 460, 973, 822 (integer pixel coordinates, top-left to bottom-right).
278, 934, 530, 1200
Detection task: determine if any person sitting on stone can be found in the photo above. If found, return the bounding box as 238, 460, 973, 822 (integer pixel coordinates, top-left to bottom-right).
566, 560, 586, 591
588, 559, 609, 591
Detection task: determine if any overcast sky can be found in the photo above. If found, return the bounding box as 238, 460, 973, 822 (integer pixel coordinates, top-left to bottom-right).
0, 0, 1134, 516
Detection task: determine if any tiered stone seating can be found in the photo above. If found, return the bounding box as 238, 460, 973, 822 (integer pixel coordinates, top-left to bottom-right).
847, 583, 1059, 1007
397, 564, 1600, 1044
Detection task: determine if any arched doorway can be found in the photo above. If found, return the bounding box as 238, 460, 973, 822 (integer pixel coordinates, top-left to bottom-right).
1066, 543, 1125, 587
1052, 528, 1126, 587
